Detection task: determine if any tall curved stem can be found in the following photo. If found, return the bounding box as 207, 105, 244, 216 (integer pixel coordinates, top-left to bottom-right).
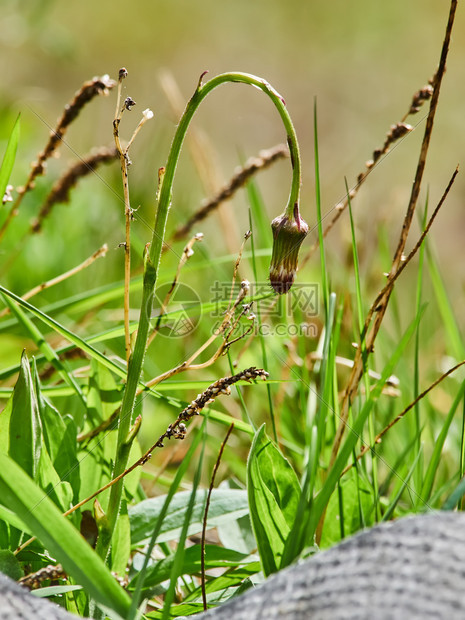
98, 71, 302, 559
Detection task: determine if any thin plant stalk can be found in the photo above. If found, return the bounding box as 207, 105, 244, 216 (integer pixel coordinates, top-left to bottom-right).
346, 179, 380, 521
113, 72, 132, 364
201, 423, 234, 611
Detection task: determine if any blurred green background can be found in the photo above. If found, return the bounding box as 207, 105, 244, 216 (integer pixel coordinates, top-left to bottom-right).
1, 0, 464, 324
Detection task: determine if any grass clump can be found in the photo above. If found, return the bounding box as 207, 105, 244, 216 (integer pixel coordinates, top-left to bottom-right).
0, 2, 463, 618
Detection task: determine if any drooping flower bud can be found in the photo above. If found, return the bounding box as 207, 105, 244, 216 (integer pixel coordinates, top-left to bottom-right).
269, 204, 308, 294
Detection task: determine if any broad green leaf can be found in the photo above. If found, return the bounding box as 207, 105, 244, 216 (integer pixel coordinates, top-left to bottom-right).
0, 114, 20, 210
37, 446, 74, 513
78, 427, 140, 513
129, 489, 249, 546
0, 519, 8, 549
33, 364, 80, 500
320, 469, 374, 548
0, 451, 131, 618
217, 481, 256, 554
247, 424, 301, 576
111, 500, 131, 577
9, 352, 41, 478
87, 358, 121, 426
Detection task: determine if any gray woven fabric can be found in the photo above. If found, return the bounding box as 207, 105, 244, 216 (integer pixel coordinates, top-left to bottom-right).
199, 512, 465, 619
2, 512, 465, 619
0, 573, 74, 619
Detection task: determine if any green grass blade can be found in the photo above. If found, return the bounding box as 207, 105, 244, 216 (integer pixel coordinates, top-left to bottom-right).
161, 431, 205, 620
347, 179, 379, 520
0, 114, 20, 216
314, 100, 329, 310
0, 451, 131, 617
442, 474, 465, 511
128, 421, 206, 618
426, 246, 465, 361
413, 202, 429, 502
0, 290, 86, 406
247, 205, 274, 438
381, 448, 422, 521
420, 379, 465, 503
307, 308, 424, 541
0, 284, 128, 380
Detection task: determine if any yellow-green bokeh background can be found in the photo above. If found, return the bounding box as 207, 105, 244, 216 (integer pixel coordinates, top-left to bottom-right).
1, 0, 464, 303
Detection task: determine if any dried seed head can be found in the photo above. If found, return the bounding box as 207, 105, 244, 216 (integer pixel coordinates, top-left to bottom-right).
408, 84, 433, 115
269, 206, 308, 294
2, 184, 13, 205
124, 97, 136, 111
142, 108, 154, 121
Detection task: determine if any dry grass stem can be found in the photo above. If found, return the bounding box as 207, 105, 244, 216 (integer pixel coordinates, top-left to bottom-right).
112, 70, 153, 364
300, 74, 437, 270
226, 230, 252, 311
201, 423, 235, 610
370, 165, 458, 313
144, 279, 253, 388
113, 69, 132, 363
329, 0, 457, 469
0, 75, 116, 241
342, 358, 465, 476
31, 147, 118, 233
